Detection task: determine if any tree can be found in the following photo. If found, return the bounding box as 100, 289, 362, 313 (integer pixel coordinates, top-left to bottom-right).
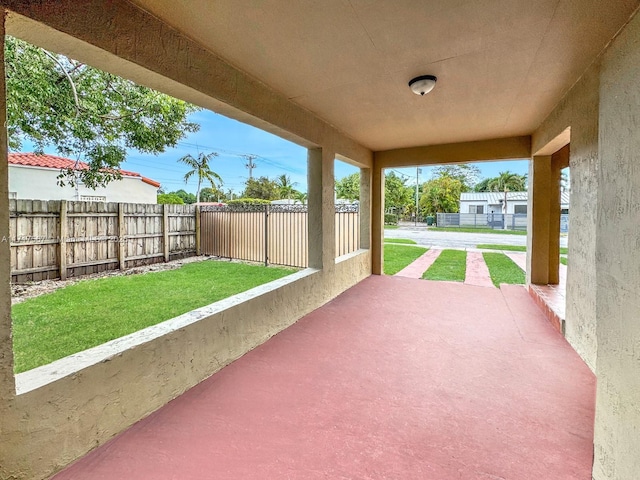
473, 177, 492, 192
384, 171, 413, 215
488, 171, 527, 227
476, 172, 526, 193
242, 176, 280, 200
431, 164, 481, 192
199, 186, 227, 203
157, 193, 185, 204
419, 176, 463, 216
293, 191, 308, 204
171, 189, 197, 204
275, 174, 297, 200
335, 173, 360, 201
179, 152, 223, 203
5, 36, 201, 188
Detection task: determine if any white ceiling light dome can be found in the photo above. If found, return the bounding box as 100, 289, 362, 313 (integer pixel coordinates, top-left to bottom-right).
409, 75, 437, 96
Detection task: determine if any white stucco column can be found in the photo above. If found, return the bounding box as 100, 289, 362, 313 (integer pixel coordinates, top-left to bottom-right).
307, 147, 335, 269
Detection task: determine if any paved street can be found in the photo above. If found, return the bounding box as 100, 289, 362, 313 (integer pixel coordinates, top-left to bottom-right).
384, 225, 568, 249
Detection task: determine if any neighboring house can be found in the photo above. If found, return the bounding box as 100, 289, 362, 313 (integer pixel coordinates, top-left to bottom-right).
8, 153, 160, 204
459, 191, 570, 216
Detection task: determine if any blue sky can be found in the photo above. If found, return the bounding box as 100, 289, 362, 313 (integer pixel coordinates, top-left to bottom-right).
24, 109, 530, 195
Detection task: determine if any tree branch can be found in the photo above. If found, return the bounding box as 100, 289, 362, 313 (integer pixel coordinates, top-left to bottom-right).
42, 49, 81, 117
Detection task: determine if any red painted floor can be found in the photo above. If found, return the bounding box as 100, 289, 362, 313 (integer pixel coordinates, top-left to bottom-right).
52, 277, 595, 480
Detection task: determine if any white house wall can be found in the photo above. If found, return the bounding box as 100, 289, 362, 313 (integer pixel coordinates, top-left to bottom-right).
9, 165, 158, 204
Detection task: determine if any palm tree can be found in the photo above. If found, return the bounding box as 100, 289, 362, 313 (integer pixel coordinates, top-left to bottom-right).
178, 152, 223, 203
293, 190, 308, 204
275, 174, 297, 200
488, 171, 526, 228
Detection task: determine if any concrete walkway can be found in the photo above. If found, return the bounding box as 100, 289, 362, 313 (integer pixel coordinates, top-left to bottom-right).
464, 251, 494, 288
505, 251, 527, 270
396, 248, 527, 288
52, 277, 595, 480
394, 248, 442, 278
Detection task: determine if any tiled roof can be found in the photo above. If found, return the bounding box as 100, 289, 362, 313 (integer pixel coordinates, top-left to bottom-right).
8, 153, 159, 187
141, 177, 161, 188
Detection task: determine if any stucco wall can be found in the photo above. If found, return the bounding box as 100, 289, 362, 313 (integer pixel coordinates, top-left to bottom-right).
532, 64, 600, 372
593, 10, 640, 479
9, 165, 158, 203
0, 251, 371, 479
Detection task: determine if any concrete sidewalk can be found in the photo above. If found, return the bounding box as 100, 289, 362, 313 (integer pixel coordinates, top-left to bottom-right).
394, 248, 442, 278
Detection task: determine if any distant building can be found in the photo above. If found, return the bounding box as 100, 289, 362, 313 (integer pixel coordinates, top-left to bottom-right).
8, 153, 160, 204
459, 191, 570, 215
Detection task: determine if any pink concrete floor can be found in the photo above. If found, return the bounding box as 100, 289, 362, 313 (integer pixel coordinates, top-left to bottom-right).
395, 248, 441, 278
464, 251, 494, 288
52, 277, 595, 480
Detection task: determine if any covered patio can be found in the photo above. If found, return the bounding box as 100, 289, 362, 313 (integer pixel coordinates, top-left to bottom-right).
53, 278, 594, 479
1, 2, 640, 479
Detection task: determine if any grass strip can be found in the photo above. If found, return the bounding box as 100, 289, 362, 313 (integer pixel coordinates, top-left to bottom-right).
12, 260, 295, 373
560, 257, 568, 266
422, 249, 467, 282
431, 227, 527, 235
477, 244, 568, 255
482, 252, 525, 287
384, 225, 399, 230
384, 244, 428, 275
477, 244, 526, 252
384, 238, 417, 244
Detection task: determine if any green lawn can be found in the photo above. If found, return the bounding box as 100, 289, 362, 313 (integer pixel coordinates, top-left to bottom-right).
431, 227, 527, 235
422, 249, 467, 282
478, 244, 568, 255
384, 244, 428, 275
477, 244, 526, 252
482, 252, 526, 287
12, 260, 296, 373
560, 256, 568, 266
384, 225, 399, 230
384, 238, 417, 244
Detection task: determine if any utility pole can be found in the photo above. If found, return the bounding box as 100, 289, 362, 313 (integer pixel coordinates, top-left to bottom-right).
244, 155, 257, 179
415, 167, 421, 226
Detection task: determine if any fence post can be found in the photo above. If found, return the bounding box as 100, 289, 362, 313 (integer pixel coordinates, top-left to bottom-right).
118, 203, 126, 270
264, 205, 269, 267
163, 204, 170, 262
195, 205, 201, 255
59, 200, 67, 280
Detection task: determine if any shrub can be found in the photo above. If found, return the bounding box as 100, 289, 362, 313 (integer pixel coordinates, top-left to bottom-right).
227, 198, 271, 205
384, 213, 399, 225
157, 193, 184, 204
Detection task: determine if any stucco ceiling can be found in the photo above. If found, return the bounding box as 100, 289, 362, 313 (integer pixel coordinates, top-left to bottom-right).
128, 0, 639, 151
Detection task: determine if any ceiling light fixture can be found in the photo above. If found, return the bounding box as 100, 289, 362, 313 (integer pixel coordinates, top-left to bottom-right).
408, 75, 437, 96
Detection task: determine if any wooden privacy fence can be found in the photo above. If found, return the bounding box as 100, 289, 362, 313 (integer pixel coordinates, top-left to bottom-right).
200, 204, 360, 268
9, 199, 197, 283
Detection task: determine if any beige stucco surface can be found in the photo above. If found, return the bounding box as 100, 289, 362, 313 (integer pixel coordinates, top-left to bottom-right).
593, 10, 640, 479
532, 64, 601, 372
